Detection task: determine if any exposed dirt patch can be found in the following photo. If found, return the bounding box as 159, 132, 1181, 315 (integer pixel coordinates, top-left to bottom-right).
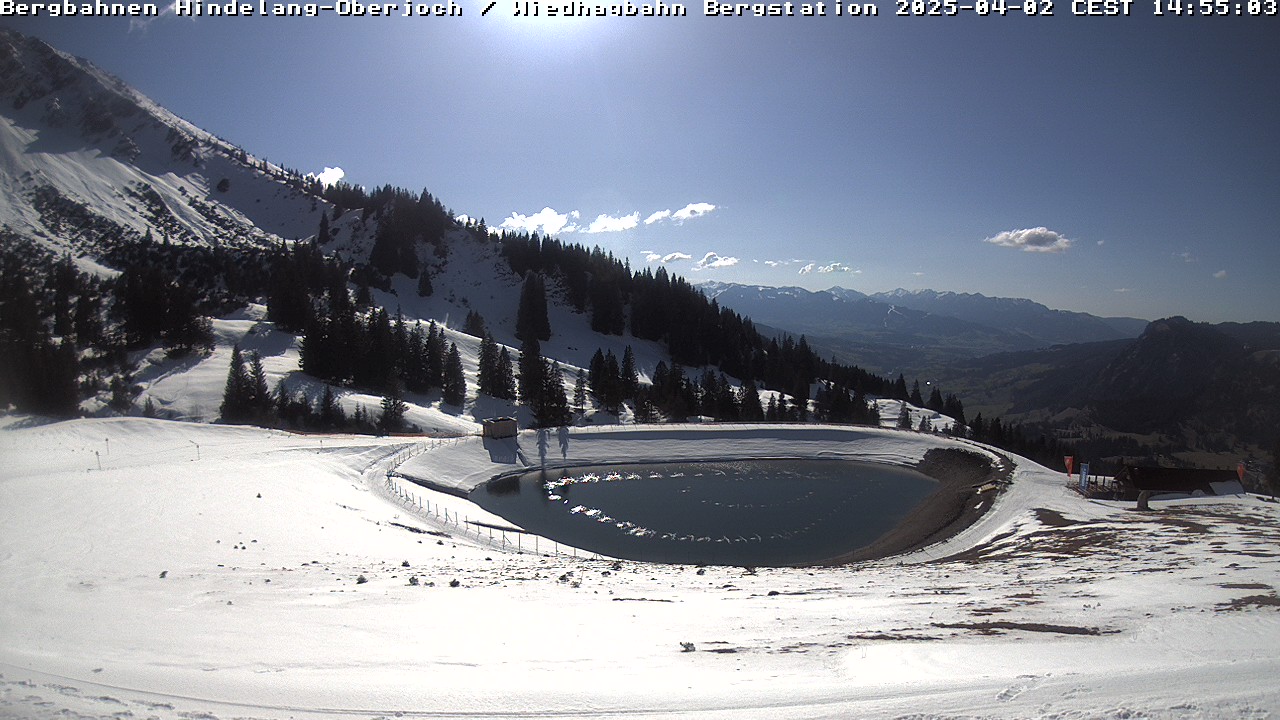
1217, 594, 1280, 611
1034, 508, 1078, 528
1218, 583, 1273, 591
848, 632, 940, 642
968, 606, 1011, 616
933, 621, 1118, 636
388, 521, 449, 538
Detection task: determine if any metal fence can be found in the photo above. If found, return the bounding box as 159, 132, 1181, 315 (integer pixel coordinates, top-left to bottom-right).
379, 440, 605, 560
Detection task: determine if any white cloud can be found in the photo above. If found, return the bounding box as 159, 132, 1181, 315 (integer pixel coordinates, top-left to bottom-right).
798, 263, 816, 275
498, 207, 579, 235
1097, 240, 1106, 246
816, 262, 854, 274
641, 251, 692, 264
984, 227, 1073, 253
692, 252, 739, 271
673, 202, 716, 222
1175, 251, 1198, 263
585, 212, 640, 234
1114, 288, 1133, 293
455, 214, 472, 225
310, 166, 345, 188
1214, 269, 1228, 279
499, 200, 714, 236
912, 272, 925, 277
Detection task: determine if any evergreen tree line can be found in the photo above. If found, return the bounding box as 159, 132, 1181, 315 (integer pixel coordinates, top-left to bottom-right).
297, 287, 466, 408
317, 183, 454, 280
495, 232, 949, 413
0, 236, 221, 417
218, 342, 412, 434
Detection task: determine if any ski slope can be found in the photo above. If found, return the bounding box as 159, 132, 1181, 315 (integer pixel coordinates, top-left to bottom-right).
2, 416, 1279, 720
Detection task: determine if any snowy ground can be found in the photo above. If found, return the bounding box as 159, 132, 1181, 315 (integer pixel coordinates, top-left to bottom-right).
2, 417, 1279, 720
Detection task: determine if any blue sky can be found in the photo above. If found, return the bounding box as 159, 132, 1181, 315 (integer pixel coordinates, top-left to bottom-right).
4, 10, 1278, 322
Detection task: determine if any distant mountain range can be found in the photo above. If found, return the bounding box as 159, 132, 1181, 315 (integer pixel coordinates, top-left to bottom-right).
698, 281, 1148, 375
934, 316, 1280, 454
700, 281, 1280, 462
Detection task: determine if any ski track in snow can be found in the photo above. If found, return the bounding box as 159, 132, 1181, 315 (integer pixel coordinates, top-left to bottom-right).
2, 418, 1279, 720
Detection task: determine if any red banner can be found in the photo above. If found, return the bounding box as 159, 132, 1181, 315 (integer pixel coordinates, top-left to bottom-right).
1238, 462, 1246, 482
1064, 456, 1074, 475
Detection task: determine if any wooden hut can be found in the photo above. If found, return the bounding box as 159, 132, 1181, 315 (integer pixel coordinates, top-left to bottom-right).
481, 416, 518, 439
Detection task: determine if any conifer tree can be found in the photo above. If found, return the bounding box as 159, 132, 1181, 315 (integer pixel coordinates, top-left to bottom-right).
477, 334, 499, 396
417, 265, 434, 297
425, 321, 446, 389
601, 351, 623, 414
463, 310, 486, 338
109, 372, 133, 414
515, 273, 551, 342
248, 351, 271, 421
943, 394, 967, 427
404, 322, 429, 392
792, 380, 809, 422
739, 379, 764, 422
587, 348, 606, 397
865, 401, 880, 427
377, 390, 408, 434
495, 347, 517, 401
318, 384, 344, 429
443, 342, 466, 407
518, 337, 544, 411
896, 402, 912, 429
621, 345, 639, 400
590, 282, 625, 335
927, 387, 945, 412
316, 212, 331, 246
220, 344, 252, 423
573, 368, 587, 415
536, 360, 571, 428
910, 380, 924, 407
73, 289, 101, 346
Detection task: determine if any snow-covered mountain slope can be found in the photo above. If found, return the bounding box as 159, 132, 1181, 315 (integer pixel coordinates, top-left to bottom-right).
699, 280, 1145, 355
868, 287, 1148, 346
0, 28, 327, 257
3, 416, 1279, 719
0, 28, 686, 430
697, 280, 1040, 374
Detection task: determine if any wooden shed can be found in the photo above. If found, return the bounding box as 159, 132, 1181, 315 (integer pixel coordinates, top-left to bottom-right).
1114, 465, 1243, 501
481, 416, 518, 439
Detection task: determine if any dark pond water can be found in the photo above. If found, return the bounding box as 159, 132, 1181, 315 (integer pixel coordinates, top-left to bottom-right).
469, 459, 938, 566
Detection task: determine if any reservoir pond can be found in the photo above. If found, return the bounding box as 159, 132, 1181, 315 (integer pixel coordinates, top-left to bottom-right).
469, 459, 938, 566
